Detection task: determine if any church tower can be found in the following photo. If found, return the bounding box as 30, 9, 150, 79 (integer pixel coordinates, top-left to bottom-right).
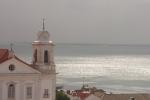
32, 19, 55, 73
32, 19, 56, 100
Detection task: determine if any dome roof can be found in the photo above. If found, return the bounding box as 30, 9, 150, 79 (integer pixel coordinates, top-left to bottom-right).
37, 30, 50, 42
33, 19, 53, 43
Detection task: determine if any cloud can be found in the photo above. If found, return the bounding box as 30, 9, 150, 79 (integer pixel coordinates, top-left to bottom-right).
0, 0, 150, 44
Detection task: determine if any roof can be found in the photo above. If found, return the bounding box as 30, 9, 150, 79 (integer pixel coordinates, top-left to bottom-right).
14, 56, 33, 68
101, 94, 150, 100
69, 90, 91, 100
0, 49, 10, 63
78, 92, 91, 100
0, 49, 40, 73
0, 49, 30, 66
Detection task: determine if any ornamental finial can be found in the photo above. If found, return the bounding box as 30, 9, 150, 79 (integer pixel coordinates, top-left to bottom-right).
42, 18, 45, 31
10, 43, 14, 52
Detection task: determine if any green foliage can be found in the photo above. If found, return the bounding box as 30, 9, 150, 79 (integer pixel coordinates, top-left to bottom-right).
56, 90, 70, 100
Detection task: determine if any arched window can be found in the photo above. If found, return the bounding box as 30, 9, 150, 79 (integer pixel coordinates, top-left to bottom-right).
8, 84, 15, 99
34, 49, 37, 63
44, 50, 48, 63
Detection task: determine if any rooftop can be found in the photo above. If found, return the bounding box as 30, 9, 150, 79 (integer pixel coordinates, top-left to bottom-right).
0, 49, 10, 63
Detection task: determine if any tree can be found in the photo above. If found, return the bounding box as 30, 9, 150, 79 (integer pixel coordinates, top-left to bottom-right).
56, 90, 70, 100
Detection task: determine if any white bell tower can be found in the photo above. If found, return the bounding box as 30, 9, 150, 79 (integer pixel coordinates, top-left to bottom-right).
32, 19, 55, 73
32, 19, 56, 100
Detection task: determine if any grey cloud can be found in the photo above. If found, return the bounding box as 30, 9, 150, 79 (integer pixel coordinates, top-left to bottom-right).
0, 0, 150, 44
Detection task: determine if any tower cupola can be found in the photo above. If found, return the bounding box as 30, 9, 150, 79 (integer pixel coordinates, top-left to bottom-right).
34, 19, 52, 43
37, 31, 50, 42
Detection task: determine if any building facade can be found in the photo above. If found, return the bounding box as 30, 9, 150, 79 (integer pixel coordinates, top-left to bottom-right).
0, 25, 56, 100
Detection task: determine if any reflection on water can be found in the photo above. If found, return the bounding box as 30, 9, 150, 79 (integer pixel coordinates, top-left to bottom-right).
56, 55, 150, 93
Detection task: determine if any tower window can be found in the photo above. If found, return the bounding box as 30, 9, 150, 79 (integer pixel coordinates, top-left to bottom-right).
8, 84, 15, 99
44, 50, 48, 63
43, 89, 49, 98
26, 87, 32, 99
34, 49, 37, 63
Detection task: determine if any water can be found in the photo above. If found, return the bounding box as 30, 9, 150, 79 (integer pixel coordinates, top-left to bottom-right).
1, 43, 150, 93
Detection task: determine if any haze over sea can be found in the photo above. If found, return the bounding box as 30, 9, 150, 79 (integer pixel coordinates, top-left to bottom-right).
1, 43, 150, 93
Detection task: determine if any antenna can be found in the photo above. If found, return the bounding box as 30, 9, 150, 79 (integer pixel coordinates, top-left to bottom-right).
42, 18, 45, 31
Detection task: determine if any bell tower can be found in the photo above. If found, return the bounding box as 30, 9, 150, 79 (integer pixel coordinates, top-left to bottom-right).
32, 19, 55, 72
32, 20, 56, 100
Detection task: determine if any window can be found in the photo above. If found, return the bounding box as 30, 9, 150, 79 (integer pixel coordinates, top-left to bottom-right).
130, 97, 135, 100
9, 64, 15, 71
44, 50, 48, 63
34, 49, 37, 63
8, 84, 15, 99
43, 89, 49, 98
26, 87, 32, 99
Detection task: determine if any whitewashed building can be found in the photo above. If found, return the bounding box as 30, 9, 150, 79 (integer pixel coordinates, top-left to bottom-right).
0, 23, 56, 100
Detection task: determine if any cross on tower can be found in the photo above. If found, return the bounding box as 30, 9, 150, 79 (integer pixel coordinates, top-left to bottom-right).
43, 18, 45, 31
10, 43, 14, 52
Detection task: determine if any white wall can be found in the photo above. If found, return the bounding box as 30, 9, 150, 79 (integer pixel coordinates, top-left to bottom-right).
0, 74, 40, 100
40, 74, 56, 100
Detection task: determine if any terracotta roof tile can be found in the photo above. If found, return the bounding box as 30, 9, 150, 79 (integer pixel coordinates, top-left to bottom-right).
0, 49, 9, 63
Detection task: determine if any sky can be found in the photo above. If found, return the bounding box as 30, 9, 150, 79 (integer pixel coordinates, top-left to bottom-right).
0, 0, 150, 44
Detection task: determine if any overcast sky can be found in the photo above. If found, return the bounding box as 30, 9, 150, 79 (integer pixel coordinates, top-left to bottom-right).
0, 0, 150, 44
